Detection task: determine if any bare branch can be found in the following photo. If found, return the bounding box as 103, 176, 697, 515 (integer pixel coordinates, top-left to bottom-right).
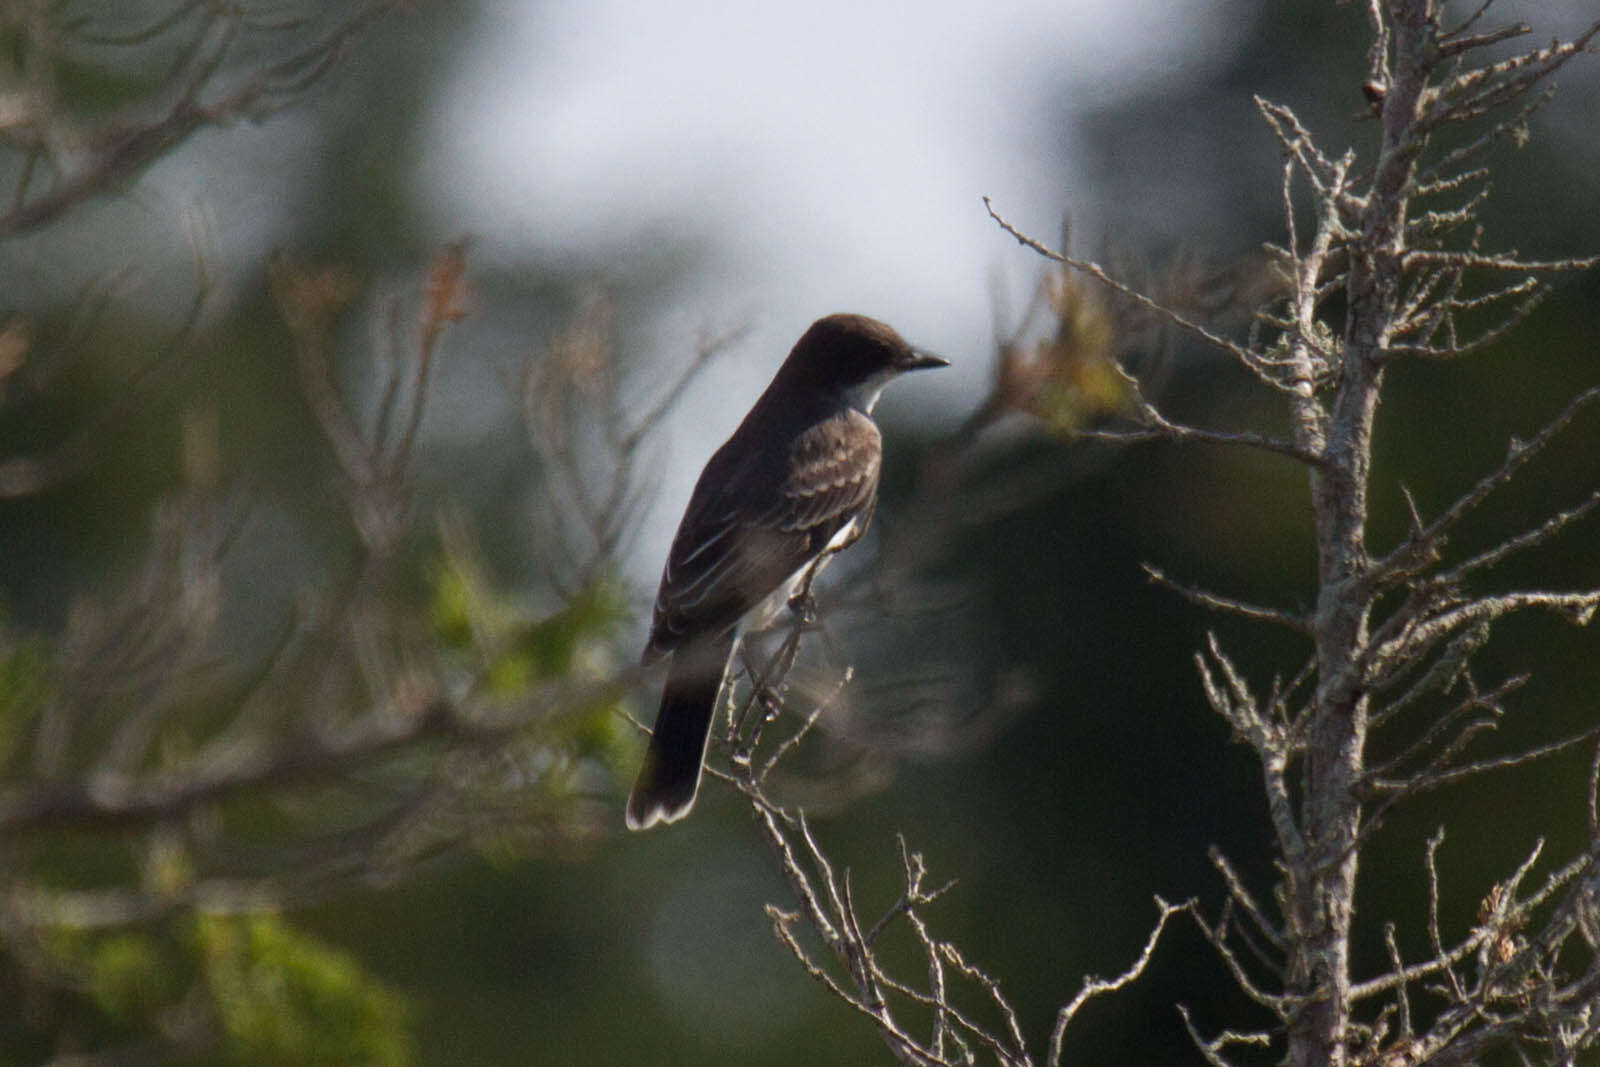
1403, 249, 1600, 274
1144, 564, 1311, 633
1369, 722, 1600, 799
1370, 385, 1600, 584
983, 197, 1265, 373
1437, 20, 1530, 60
1387, 282, 1549, 361
1444, 489, 1600, 584
1367, 672, 1524, 774
1049, 897, 1193, 1065
1193, 901, 1297, 1014
1373, 589, 1600, 686
1209, 847, 1285, 949
1427, 828, 1470, 1003
1431, 18, 1600, 127
1178, 1003, 1274, 1067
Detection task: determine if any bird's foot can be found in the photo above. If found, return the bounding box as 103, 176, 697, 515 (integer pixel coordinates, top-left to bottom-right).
787, 589, 820, 626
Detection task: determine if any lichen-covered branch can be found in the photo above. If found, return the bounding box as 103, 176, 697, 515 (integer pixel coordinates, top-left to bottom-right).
985, 2, 1599, 1065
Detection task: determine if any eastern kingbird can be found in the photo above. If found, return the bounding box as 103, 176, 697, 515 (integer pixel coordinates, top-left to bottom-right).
625, 313, 947, 830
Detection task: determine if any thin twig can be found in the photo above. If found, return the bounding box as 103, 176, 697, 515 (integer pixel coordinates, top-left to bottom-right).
1145, 564, 1311, 632
1049, 897, 1193, 1065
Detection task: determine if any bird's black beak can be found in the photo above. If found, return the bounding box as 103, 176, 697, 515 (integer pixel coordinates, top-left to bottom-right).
903, 347, 950, 372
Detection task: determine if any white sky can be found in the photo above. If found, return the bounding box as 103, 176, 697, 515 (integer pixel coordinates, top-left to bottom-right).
425, 0, 1239, 343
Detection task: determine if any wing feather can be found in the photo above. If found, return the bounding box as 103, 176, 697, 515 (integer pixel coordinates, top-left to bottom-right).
644, 410, 881, 663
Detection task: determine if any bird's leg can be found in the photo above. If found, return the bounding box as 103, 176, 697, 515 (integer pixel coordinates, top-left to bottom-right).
730, 630, 798, 757
787, 548, 853, 664
787, 547, 839, 624
737, 638, 762, 684
736, 542, 852, 754
730, 638, 767, 742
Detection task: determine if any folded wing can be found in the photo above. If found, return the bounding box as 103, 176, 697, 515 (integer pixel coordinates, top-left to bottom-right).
643, 409, 882, 663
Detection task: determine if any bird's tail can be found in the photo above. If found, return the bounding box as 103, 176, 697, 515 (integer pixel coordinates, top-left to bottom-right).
626, 629, 735, 830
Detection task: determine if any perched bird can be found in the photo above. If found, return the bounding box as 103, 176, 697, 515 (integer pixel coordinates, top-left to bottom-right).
626, 314, 947, 830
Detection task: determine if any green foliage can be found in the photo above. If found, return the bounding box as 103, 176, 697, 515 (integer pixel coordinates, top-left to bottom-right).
52, 54, 163, 121
196, 913, 414, 1067
0, 619, 48, 768
430, 554, 626, 689
87, 932, 173, 1020
429, 562, 480, 652
29, 894, 416, 1064
515, 581, 628, 681
429, 555, 639, 806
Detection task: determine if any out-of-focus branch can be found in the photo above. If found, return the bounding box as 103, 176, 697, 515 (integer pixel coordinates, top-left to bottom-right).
520, 292, 744, 592
0, 2, 394, 237
0, 248, 651, 1064
0, 211, 222, 498
0, 669, 637, 837
983, 199, 1321, 466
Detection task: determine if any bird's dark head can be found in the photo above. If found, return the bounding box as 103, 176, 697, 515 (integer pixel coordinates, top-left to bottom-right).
781, 313, 948, 412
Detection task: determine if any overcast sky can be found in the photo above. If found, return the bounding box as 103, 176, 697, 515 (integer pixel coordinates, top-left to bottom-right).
426, 0, 1247, 349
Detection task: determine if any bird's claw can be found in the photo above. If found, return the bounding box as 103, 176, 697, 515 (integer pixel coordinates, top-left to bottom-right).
787, 589, 819, 625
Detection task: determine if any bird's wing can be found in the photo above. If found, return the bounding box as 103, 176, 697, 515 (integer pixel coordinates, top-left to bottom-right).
644, 411, 881, 662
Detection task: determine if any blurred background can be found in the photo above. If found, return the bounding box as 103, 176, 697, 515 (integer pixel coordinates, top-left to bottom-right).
2, 0, 1598, 1063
